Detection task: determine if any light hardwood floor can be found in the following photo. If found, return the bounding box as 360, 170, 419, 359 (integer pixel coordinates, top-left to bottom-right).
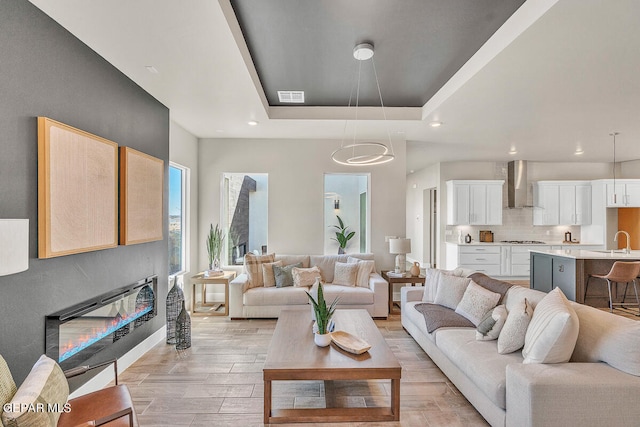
119, 312, 489, 427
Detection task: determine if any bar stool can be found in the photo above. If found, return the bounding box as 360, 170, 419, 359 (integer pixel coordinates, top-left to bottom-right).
584, 261, 640, 316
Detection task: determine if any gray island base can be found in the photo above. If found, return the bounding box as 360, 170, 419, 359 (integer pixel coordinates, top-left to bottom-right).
530, 249, 640, 307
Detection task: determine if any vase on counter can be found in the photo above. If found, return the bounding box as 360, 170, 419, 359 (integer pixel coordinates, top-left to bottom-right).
410, 262, 421, 277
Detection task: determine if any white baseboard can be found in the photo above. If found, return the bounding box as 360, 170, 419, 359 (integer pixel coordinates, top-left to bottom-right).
69, 325, 166, 398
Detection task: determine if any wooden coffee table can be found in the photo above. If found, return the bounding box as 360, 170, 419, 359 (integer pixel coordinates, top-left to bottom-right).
263, 309, 401, 424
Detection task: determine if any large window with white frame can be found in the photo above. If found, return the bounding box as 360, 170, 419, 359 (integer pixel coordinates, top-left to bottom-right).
169, 163, 188, 276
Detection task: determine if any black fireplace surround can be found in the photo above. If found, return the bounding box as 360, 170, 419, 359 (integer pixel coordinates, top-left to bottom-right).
46, 276, 157, 370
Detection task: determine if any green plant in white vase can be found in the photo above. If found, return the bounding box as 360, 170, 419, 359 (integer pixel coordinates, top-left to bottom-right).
306, 281, 339, 347
206, 223, 225, 272
331, 215, 355, 254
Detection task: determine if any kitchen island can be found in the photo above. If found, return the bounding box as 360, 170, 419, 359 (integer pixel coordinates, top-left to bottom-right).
530, 249, 640, 307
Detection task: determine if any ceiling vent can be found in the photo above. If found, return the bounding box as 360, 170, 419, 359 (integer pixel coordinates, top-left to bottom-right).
277, 90, 305, 103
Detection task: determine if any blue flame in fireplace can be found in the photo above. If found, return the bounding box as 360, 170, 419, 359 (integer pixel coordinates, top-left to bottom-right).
59, 305, 153, 362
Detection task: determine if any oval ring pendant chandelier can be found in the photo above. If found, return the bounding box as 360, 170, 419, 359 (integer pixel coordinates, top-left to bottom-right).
331, 43, 395, 166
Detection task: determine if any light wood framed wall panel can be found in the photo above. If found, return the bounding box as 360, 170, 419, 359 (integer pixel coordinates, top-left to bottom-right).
37, 117, 119, 258
119, 147, 164, 245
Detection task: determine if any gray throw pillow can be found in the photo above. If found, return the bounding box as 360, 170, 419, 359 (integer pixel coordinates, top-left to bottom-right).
476, 304, 508, 341
273, 263, 302, 288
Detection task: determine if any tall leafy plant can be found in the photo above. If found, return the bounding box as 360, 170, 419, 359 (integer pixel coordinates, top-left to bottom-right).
206, 223, 225, 270
306, 282, 339, 335
331, 215, 355, 253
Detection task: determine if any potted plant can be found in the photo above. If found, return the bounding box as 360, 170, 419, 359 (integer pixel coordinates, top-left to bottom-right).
306, 281, 339, 347
206, 223, 225, 273
331, 215, 355, 254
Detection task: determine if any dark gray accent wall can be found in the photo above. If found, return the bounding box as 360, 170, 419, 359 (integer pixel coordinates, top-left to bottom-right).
0, 0, 169, 387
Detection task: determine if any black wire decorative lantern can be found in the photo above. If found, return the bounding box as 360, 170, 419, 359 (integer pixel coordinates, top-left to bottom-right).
166, 278, 184, 344
175, 300, 191, 350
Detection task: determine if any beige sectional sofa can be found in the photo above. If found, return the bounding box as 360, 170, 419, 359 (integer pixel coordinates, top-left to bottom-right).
401, 272, 640, 427
228, 253, 388, 319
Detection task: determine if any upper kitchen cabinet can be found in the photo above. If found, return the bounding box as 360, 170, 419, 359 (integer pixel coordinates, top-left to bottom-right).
533, 181, 591, 226
605, 180, 640, 207
446, 180, 504, 225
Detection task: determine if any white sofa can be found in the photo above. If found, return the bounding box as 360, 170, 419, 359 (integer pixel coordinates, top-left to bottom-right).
401, 273, 640, 427
228, 254, 388, 319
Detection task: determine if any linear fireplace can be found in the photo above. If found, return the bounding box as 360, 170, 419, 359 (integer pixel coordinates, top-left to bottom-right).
46, 276, 157, 369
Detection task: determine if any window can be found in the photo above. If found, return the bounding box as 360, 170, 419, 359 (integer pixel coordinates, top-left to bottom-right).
324, 173, 370, 255
222, 173, 268, 265
169, 163, 188, 276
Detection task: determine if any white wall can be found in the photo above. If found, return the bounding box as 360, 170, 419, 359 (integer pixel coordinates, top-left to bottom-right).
406, 164, 439, 266
198, 138, 406, 270
620, 160, 640, 178
169, 121, 199, 306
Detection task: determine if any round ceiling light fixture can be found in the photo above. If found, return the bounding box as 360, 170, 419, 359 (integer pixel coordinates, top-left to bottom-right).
247, 120, 259, 126
429, 121, 443, 128
331, 43, 395, 166
353, 43, 374, 60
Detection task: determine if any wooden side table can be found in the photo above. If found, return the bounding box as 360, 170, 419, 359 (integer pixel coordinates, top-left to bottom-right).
381, 270, 426, 314
190, 271, 237, 316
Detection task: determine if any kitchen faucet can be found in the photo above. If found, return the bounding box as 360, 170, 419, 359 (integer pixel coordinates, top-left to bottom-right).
614, 230, 631, 254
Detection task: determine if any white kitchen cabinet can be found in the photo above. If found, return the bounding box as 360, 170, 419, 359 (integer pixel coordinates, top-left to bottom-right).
457, 245, 501, 276
606, 180, 640, 207
446, 243, 550, 278
533, 183, 559, 225
446, 180, 504, 225
534, 181, 591, 225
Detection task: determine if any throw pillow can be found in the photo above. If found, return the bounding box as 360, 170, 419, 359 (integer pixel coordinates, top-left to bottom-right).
347, 257, 375, 287
455, 281, 501, 326
476, 304, 507, 341
273, 263, 303, 288
522, 288, 579, 364
467, 273, 513, 303
0, 356, 16, 413
292, 266, 323, 287
244, 253, 275, 289
333, 262, 359, 287
262, 260, 283, 287
433, 274, 471, 310
1, 355, 69, 427
497, 298, 534, 354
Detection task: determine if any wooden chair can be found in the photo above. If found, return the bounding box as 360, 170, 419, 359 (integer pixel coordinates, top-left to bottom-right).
585, 261, 640, 316
58, 359, 137, 427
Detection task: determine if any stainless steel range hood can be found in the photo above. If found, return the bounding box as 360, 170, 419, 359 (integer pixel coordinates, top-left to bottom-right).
507, 160, 529, 208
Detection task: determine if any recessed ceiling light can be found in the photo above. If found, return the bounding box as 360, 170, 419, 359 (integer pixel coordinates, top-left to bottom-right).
145, 65, 159, 74
247, 120, 259, 126
574, 148, 584, 155
429, 121, 442, 128
277, 91, 305, 103
509, 148, 518, 155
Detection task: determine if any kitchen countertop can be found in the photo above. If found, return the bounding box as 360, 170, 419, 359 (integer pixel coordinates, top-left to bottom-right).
445, 241, 601, 246
529, 249, 640, 259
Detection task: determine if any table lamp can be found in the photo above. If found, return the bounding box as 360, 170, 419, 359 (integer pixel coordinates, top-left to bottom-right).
389, 238, 411, 273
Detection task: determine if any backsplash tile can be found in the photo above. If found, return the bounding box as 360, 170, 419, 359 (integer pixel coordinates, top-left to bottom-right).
446, 208, 582, 244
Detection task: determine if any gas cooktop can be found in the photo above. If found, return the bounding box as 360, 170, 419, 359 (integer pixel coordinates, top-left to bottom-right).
500, 240, 547, 244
